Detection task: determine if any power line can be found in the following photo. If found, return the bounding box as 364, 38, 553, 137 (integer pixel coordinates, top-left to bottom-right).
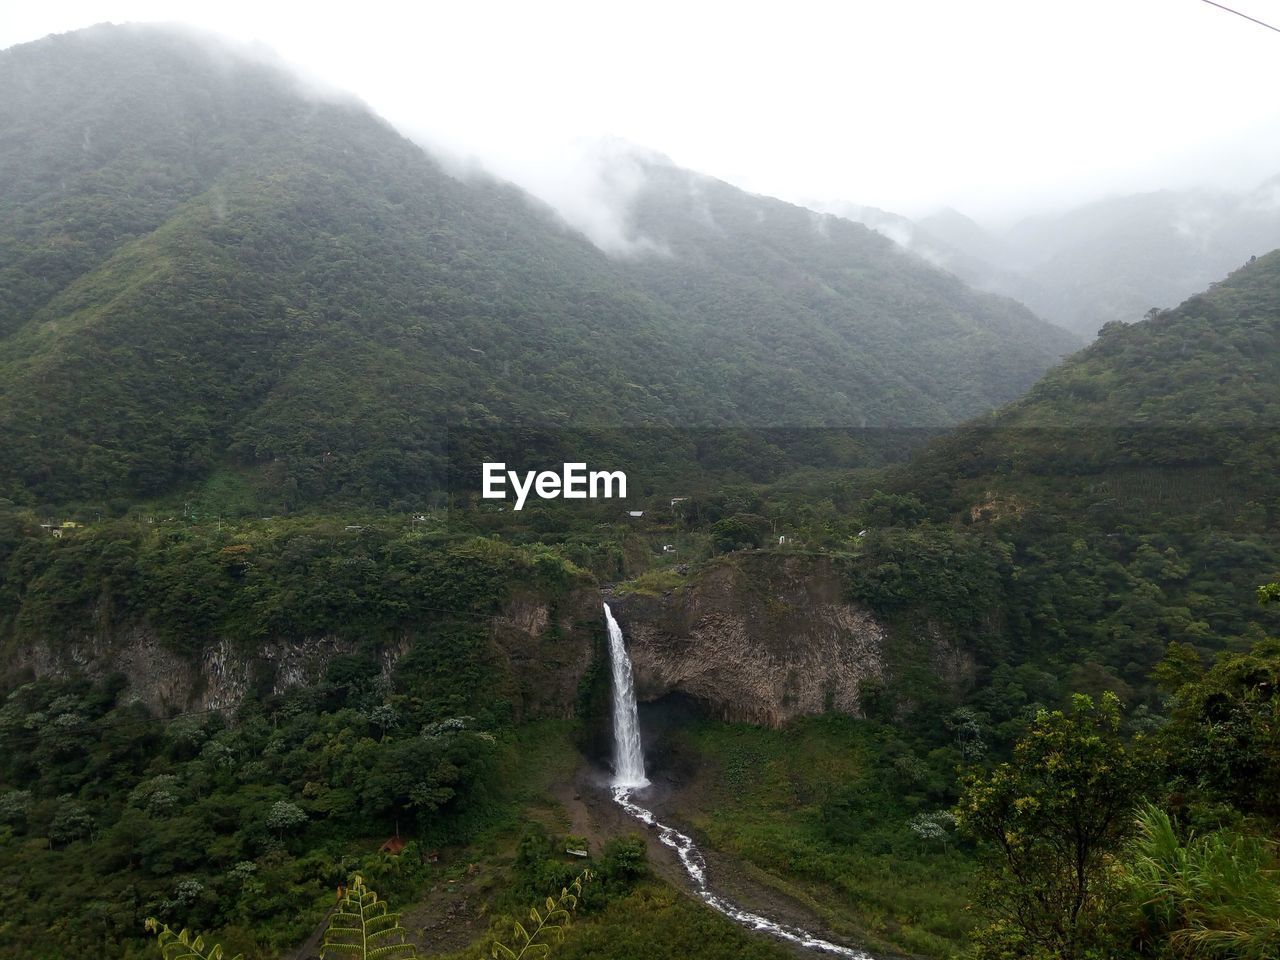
1200, 0, 1280, 34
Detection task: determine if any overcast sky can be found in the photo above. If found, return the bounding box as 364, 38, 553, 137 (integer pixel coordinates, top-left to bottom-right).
4, 1, 1280, 223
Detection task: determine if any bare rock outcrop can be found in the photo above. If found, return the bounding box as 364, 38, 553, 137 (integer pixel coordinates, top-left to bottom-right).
485, 586, 601, 720
609, 554, 887, 726
13, 585, 602, 719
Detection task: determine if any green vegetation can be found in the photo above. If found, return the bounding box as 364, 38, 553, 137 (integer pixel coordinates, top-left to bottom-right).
956, 694, 1146, 959
145, 869, 592, 960
1, 20, 1279, 960
547, 887, 793, 960
657, 252, 1280, 724
0, 671, 510, 957
0, 24, 1073, 510
1157, 637, 1280, 818
0, 511, 589, 668
489, 869, 589, 960
672, 716, 975, 956
1123, 805, 1280, 959
949, 621, 1280, 960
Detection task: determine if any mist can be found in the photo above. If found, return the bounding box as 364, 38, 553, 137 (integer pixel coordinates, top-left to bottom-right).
4, 0, 1280, 247
414, 131, 675, 256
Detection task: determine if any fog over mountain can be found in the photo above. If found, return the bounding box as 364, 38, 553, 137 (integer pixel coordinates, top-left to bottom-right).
4, 1, 1279, 222
0, 23, 1077, 507
808, 177, 1280, 338
4, 8, 1280, 960
4, 3, 1278, 345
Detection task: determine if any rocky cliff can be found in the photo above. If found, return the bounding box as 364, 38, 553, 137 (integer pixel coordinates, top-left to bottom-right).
609, 554, 888, 726
12, 585, 603, 720
10, 552, 907, 728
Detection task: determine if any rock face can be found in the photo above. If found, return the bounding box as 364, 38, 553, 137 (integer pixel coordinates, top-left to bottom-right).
609, 554, 887, 726
15, 627, 361, 713
12, 586, 603, 719
10, 557, 894, 729
484, 586, 601, 721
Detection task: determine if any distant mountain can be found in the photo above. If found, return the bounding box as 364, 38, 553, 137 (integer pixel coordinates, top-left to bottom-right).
908, 187, 1280, 339
916, 207, 1008, 266
998, 185, 1280, 337
818, 178, 1280, 341
897, 251, 1280, 681
0, 23, 1077, 508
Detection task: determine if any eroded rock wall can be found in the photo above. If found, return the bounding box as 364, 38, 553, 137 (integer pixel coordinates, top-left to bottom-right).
609, 554, 888, 726
11, 585, 603, 719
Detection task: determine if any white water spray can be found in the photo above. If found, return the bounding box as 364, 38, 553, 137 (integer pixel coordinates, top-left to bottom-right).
604, 602, 648, 787
601, 603, 872, 959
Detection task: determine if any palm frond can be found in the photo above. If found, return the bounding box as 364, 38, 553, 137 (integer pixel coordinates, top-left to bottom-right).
144, 919, 243, 960
321, 874, 417, 960
491, 870, 591, 960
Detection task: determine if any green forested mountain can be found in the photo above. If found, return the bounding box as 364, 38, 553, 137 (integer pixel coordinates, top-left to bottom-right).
607, 154, 1078, 422
892, 250, 1280, 691
6, 22, 1278, 960
911, 248, 1280, 493
0, 23, 1075, 509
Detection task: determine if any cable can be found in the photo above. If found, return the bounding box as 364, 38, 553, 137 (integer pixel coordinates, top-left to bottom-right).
1200, 0, 1280, 34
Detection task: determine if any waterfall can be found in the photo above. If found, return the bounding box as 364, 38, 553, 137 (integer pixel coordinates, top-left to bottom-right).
603, 602, 648, 787
601, 603, 872, 959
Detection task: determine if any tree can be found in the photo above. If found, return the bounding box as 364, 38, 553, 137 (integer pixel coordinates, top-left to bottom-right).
265, 800, 306, 840
48, 795, 95, 847
908, 810, 957, 851
709, 514, 769, 554
1158, 636, 1280, 817
367, 704, 399, 741
955, 692, 1145, 959
863, 490, 927, 527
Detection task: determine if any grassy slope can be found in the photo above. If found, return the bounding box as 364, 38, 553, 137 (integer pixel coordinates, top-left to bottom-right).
673, 716, 973, 957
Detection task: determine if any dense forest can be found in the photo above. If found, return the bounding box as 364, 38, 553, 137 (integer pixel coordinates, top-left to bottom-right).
0, 24, 1075, 510
0, 20, 1278, 960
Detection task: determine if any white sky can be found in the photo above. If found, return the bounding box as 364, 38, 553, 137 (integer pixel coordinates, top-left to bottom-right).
4, 1, 1280, 223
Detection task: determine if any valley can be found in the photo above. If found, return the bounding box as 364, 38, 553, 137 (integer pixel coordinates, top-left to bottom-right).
1, 14, 1279, 960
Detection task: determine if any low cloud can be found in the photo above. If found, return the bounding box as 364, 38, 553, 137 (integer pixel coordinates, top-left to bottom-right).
407, 130, 670, 257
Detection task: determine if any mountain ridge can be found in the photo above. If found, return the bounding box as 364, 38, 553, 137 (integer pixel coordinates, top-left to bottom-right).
0, 23, 1077, 508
